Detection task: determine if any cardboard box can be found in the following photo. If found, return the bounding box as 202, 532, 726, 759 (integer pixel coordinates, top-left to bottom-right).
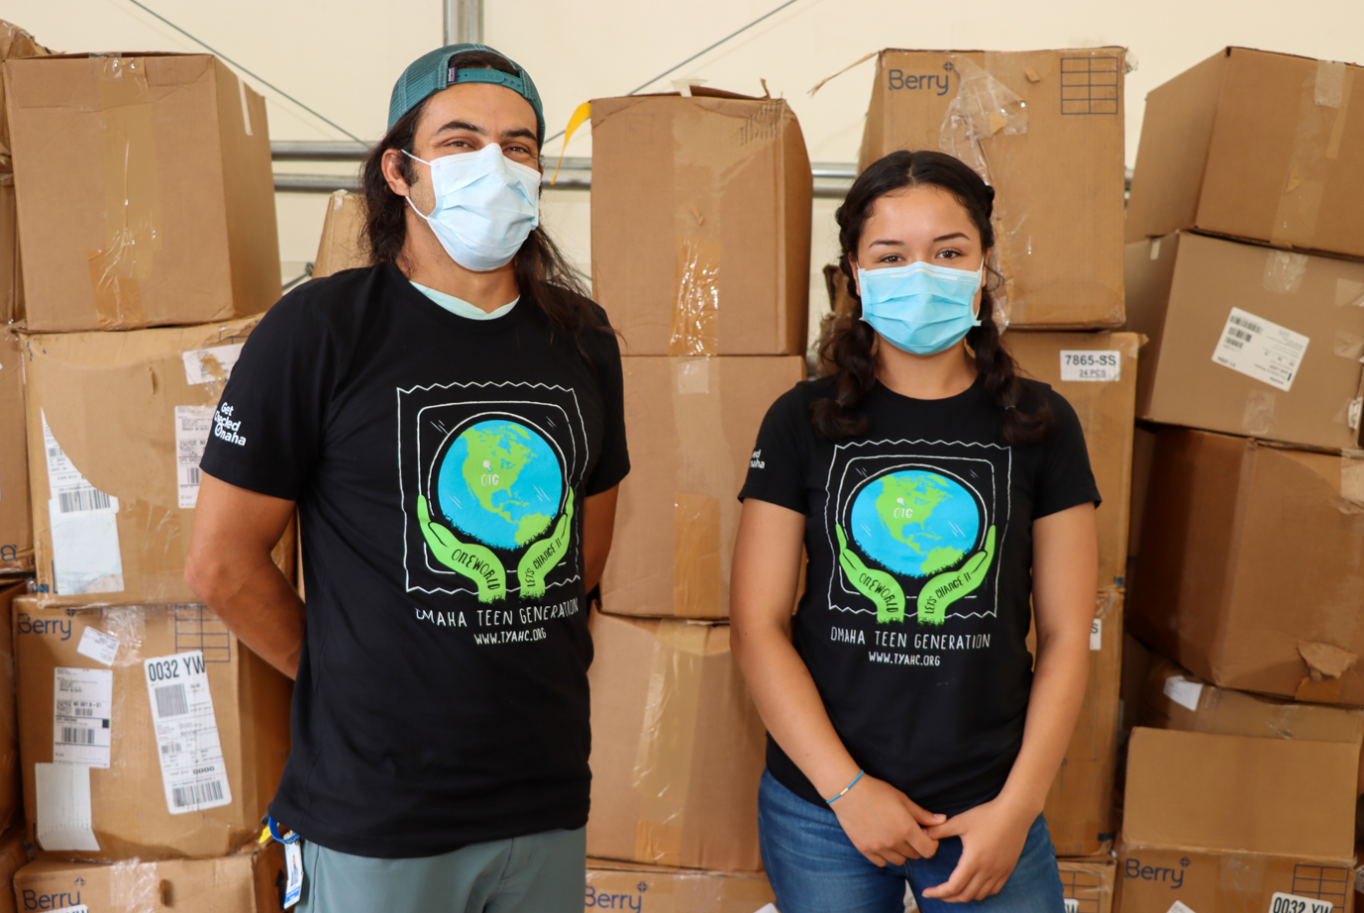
0, 21, 51, 326
1126, 48, 1364, 261
0, 586, 19, 837
601, 356, 804, 619
1058, 858, 1115, 913
20, 318, 295, 607
0, 328, 29, 575
13, 597, 292, 860
1120, 728, 1356, 913
13, 845, 286, 913
858, 48, 1126, 329
1027, 589, 1122, 857
312, 190, 369, 279
1125, 231, 1364, 452
1006, 332, 1140, 588
585, 860, 774, 913
1138, 654, 1364, 798
587, 610, 765, 872
5, 54, 280, 332
590, 90, 811, 356
1127, 428, 1364, 705
0, 827, 26, 913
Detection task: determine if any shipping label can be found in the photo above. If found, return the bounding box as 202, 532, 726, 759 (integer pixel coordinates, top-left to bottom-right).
143, 651, 233, 814
181, 343, 244, 386
53, 667, 113, 768
1060, 350, 1122, 382
42, 412, 124, 595
1268, 894, 1331, 913
174, 406, 216, 509
1211, 307, 1310, 392
1090, 617, 1102, 651
75, 627, 119, 666
1163, 676, 1204, 713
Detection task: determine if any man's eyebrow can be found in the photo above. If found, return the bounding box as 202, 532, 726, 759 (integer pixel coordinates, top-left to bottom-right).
432, 119, 486, 136
499, 127, 538, 144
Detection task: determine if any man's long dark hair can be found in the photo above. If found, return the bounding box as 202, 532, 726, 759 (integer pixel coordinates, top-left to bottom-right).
360, 49, 600, 338
812, 149, 1055, 446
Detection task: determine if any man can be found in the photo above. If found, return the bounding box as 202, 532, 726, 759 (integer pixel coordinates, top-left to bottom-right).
186, 43, 628, 913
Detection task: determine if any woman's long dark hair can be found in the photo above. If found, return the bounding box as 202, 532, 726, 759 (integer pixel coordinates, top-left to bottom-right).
811, 149, 1054, 446
360, 49, 601, 339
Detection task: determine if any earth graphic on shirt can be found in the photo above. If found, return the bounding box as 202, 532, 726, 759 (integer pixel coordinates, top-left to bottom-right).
849, 470, 981, 578
435, 420, 564, 551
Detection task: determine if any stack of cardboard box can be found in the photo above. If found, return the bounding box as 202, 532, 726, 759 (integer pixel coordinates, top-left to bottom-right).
0, 48, 293, 909
580, 87, 814, 906
844, 48, 1136, 908
1120, 47, 1364, 912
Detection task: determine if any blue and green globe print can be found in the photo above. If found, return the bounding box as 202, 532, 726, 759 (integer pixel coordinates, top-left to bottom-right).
436, 420, 564, 551
849, 469, 981, 578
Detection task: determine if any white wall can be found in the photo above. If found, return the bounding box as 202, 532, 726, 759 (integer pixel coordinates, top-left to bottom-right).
8, 0, 1363, 330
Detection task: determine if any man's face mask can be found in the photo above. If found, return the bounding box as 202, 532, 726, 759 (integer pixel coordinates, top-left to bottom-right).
404, 142, 541, 272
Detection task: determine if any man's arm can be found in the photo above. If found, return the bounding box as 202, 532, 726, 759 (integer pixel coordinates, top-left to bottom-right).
185, 473, 305, 679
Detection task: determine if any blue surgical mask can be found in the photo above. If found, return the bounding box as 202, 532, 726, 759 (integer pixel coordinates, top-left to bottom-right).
404, 143, 541, 272
857, 261, 984, 355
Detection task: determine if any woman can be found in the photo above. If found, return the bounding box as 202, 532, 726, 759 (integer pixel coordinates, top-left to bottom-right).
731, 149, 1098, 912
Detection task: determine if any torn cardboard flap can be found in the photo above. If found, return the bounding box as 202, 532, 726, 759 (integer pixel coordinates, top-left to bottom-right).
1299, 641, 1357, 681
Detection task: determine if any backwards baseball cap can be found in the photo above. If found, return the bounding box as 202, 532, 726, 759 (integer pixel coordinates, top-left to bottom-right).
387, 43, 545, 141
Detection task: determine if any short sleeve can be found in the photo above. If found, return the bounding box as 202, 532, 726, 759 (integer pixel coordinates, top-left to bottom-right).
199, 291, 335, 501
583, 317, 630, 496
1032, 387, 1102, 520
737, 385, 810, 514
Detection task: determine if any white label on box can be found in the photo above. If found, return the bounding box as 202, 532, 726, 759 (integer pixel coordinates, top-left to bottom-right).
1168, 903, 1198, 913
34, 762, 99, 853
174, 405, 216, 509
53, 667, 112, 768
1060, 350, 1122, 382
1064, 901, 1080, 913
144, 650, 233, 814
1090, 617, 1102, 651
1211, 307, 1310, 392
51, 906, 89, 913
1163, 676, 1205, 713
1268, 893, 1332, 913
75, 627, 120, 666
181, 343, 244, 386
42, 412, 124, 596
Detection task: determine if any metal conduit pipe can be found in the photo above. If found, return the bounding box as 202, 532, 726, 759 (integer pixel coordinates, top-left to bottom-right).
271, 143, 1133, 198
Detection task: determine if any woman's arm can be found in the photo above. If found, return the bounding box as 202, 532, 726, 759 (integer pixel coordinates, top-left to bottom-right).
731, 498, 942, 866
581, 484, 619, 594
922, 501, 1097, 902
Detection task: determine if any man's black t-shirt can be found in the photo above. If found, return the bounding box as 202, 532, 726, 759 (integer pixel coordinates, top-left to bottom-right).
738, 374, 1098, 815
200, 263, 630, 858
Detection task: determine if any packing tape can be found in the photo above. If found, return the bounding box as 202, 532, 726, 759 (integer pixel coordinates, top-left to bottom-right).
1334, 330, 1364, 361
1331, 396, 1362, 431
669, 357, 734, 618
1262, 249, 1309, 294
1337, 278, 1364, 308
937, 54, 1029, 327
110, 858, 162, 913
670, 236, 721, 356
1270, 60, 1355, 250
631, 620, 708, 865
1217, 853, 1266, 897
1240, 390, 1277, 437
89, 56, 161, 330
1342, 449, 1364, 505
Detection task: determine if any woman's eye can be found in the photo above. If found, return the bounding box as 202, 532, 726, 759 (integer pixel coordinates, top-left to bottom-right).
938, 249, 960, 260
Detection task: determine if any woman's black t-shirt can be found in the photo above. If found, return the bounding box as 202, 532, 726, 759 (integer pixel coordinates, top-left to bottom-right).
199, 263, 629, 857
737, 373, 1098, 815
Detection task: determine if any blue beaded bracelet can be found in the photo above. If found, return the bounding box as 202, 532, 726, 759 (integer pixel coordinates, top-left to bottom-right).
826, 769, 865, 804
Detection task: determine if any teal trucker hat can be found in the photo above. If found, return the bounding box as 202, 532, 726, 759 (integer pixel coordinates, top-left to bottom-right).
387, 43, 545, 140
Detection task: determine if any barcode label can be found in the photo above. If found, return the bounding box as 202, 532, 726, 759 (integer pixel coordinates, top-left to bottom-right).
60, 727, 96, 745
57, 488, 112, 513
52, 667, 113, 768
144, 651, 232, 814
1212, 307, 1310, 392
172, 780, 225, 808
1064, 901, 1079, 913
154, 684, 189, 718
175, 406, 215, 509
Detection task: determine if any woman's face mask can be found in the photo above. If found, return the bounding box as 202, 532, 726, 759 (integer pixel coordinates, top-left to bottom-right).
857, 261, 984, 356
404, 143, 541, 272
